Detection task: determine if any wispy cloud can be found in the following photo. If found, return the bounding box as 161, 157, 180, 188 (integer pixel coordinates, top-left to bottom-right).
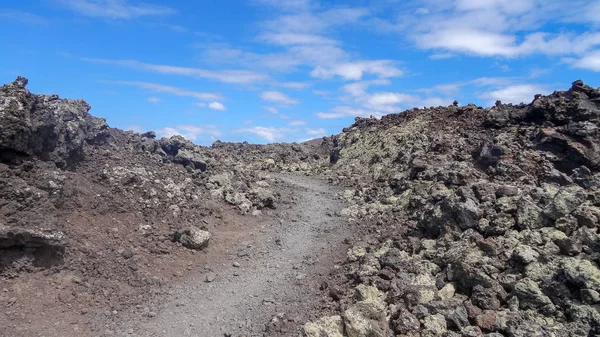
237, 126, 299, 142
289, 120, 306, 126
108, 80, 223, 101
148, 22, 187, 33
208, 101, 226, 111
316, 106, 382, 119
57, 0, 176, 19
281, 81, 310, 89
147, 96, 161, 103
260, 91, 299, 106
0, 10, 49, 25
82, 57, 270, 84
383, 1, 600, 59
311, 60, 403, 80
479, 84, 549, 105
564, 50, 600, 72
264, 106, 279, 114
158, 125, 221, 142
305, 127, 327, 136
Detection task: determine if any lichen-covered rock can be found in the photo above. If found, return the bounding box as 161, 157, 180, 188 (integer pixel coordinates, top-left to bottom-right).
355, 284, 386, 310
513, 278, 553, 309
543, 185, 588, 220
344, 302, 388, 337
302, 315, 344, 337
421, 314, 447, 337
173, 227, 211, 250
562, 259, 600, 290
246, 187, 276, 209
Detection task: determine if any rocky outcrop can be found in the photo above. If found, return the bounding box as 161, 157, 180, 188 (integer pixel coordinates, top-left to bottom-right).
317, 80, 600, 336
0, 77, 109, 168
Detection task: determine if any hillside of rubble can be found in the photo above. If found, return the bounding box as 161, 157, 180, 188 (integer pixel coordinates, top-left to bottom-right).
0, 77, 330, 337
2, 77, 600, 337
303, 80, 600, 337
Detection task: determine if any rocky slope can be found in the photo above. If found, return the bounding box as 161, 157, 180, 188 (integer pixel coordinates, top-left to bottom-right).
2, 76, 600, 337
0, 77, 324, 336
304, 80, 600, 336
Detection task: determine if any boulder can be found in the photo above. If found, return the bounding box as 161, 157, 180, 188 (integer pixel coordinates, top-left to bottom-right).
0, 77, 109, 167
344, 302, 388, 337
173, 227, 211, 250
303, 315, 344, 337
543, 185, 588, 220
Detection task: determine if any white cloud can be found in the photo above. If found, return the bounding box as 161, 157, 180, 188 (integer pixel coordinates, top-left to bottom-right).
387, 1, 600, 58
57, 0, 176, 19
82, 57, 269, 84
281, 81, 310, 89
565, 50, 600, 72
237, 126, 299, 142
158, 125, 221, 142
147, 96, 161, 103
109, 81, 222, 101
428, 53, 454, 60
264, 106, 279, 114
316, 106, 383, 119
208, 101, 226, 111
260, 91, 299, 105
313, 90, 329, 96
260, 33, 337, 46
311, 60, 402, 80
480, 84, 548, 105
305, 127, 327, 136
342, 79, 391, 96
289, 120, 306, 126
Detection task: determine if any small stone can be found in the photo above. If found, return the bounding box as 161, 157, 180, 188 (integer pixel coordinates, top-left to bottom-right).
8, 297, 17, 305
147, 311, 157, 318
205, 273, 216, 283
511, 245, 539, 264
422, 314, 447, 337
329, 287, 343, 301
412, 304, 429, 319
391, 310, 420, 334
121, 248, 134, 259
464, 301, 483, 320
438, 283, 456, 300
475, 311, 496, 331
556, 237, 582, 256
514, 278, 552, 309
174, 227, 211, 250
461, 326, 483, 337
233, 261, 241, 267
378, 268, 394, 280
496, 185, 519, 197
303, 315, 344, 337
581, 289, 600, 304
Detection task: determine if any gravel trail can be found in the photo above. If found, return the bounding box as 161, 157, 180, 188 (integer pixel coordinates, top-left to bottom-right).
117, 173, 351, 337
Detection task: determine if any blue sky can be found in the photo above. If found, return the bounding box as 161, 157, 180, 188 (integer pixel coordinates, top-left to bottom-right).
1, 0, 599, 144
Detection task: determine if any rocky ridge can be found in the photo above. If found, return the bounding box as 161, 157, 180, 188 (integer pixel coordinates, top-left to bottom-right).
304, 80, 600, 336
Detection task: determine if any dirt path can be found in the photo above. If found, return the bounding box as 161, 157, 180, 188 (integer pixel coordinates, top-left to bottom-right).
112, 173, 351, 337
